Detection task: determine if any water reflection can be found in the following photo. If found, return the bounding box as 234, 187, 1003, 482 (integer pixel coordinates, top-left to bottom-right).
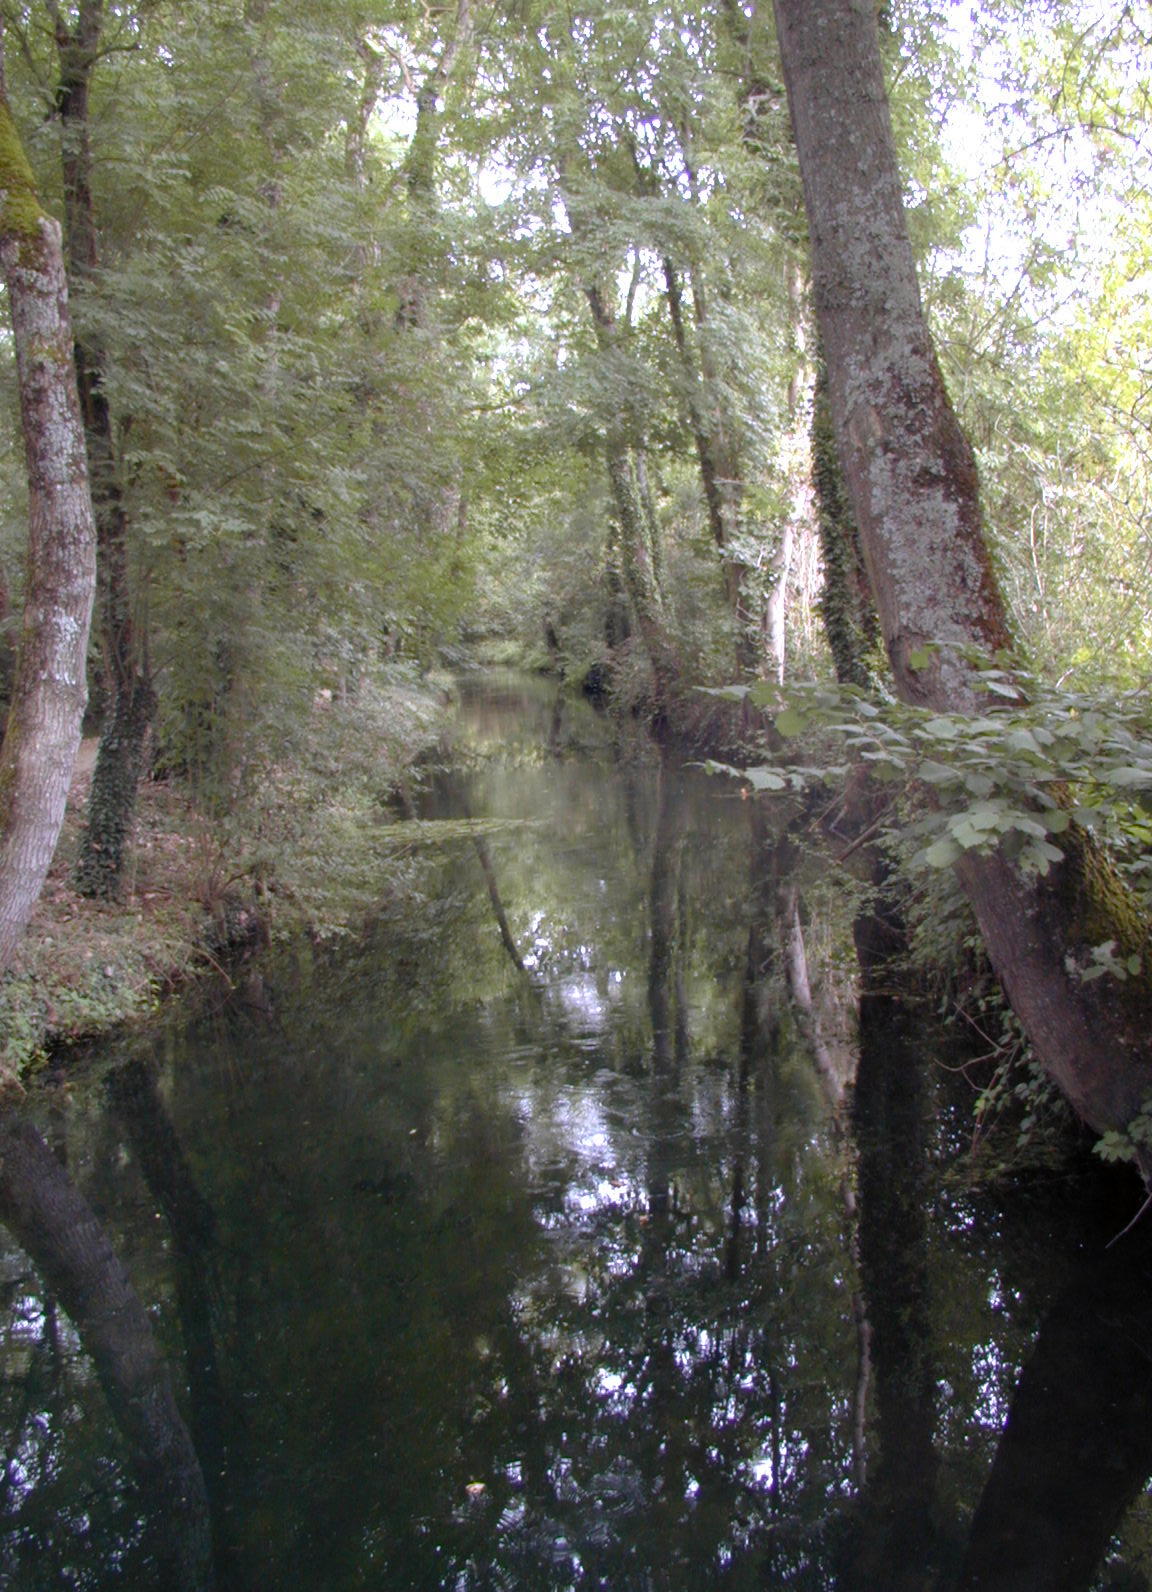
1, 672, 1149, 1589
957, 1218, 1152, 1592
0, 1103, 213, 1590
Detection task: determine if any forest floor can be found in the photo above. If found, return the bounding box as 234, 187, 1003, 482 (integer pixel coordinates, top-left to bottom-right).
2, 742, 241, 1079
2, 672, 453, 1081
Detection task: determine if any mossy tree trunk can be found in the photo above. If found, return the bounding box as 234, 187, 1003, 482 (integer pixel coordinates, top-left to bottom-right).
773, 0, 1152, 1165
0, 51, 96, 969
395, 0, 473, 332
52, 0, 155, 899
811, 352, 884, 691
602, 437, 681, 703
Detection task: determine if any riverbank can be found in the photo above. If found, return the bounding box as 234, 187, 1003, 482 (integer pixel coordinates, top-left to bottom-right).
0, 671, 451, 1080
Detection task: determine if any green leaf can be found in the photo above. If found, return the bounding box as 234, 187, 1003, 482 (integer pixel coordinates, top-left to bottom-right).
963, 772, 996, 798
924, 837, 962, 867
981, 677, 1021, 698
1004, 728, 1045, 756
701, 684, 750, 702
774, 707, 808, 737
918, 759, 955, 784
745, 767, 788, 792
962, 801, 1006, 832
949, 820, 988, 849
1006, 815, 1049, 838
1095, 1132, 1137, 1164
1028, 838, 1066, 866
746, 682, 781, 710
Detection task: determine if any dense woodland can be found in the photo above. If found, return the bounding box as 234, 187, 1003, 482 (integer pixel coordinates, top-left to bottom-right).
0, 0, 1151, 1153
2, 4, 1152, 1586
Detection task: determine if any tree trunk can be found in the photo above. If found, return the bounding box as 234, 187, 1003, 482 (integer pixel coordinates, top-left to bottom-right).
579, 275, 681, 705
395, 0, 473, 330
662, 257, 759, 675
773, 0, 1152, 1164
603, 440, 681, 704
52, 1, 155, 899
0, 64, 97, 970
811, 352, 883, 690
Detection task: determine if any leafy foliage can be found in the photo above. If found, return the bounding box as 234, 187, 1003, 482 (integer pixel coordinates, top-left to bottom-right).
713, 661, 1152, 889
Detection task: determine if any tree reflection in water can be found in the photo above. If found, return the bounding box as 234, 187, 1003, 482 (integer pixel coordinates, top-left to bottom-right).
2, 675, 1151, 1589
0, 1105, 213, 1591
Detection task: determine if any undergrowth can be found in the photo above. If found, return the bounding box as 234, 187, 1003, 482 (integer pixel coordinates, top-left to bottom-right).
0, 668, 450, 1081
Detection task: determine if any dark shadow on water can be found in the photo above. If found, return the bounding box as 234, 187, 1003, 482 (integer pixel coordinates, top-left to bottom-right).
955, 1214, 1152, 1592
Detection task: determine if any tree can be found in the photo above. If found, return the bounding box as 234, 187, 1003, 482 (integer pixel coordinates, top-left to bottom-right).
48, 0, 156, 898
772, 0, 1152, 1166
925, 1, 1152, 692
0, 34, 96, 968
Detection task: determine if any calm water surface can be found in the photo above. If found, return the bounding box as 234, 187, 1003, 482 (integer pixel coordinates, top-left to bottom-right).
2, 672, 1151, 1590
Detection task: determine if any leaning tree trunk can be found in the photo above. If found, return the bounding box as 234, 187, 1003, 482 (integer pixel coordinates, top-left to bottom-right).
0, 69, 97, 970
772, 0, 1152, 1162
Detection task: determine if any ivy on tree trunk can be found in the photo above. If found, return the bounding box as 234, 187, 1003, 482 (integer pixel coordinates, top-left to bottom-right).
52, 0, 156, 900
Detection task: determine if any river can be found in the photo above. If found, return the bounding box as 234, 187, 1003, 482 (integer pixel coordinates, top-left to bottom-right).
1, 671, 1150, 1590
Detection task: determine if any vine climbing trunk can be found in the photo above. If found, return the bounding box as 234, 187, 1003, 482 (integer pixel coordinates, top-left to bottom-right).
773, 0, 1152, 1167
603, 440, 681, 704
0, 54, 96, 969
811, 353, 883, 691
53, 0, 155, 899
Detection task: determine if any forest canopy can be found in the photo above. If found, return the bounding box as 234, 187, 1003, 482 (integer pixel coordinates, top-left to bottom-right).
0, 0, 1144, 742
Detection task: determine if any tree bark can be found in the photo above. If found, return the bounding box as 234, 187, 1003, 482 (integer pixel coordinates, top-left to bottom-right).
811, 352, 883, 690
51, 0, 156, 899
773, 0, 1152, 1163
0, 58, 97, 970
395, 0, 473, 331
